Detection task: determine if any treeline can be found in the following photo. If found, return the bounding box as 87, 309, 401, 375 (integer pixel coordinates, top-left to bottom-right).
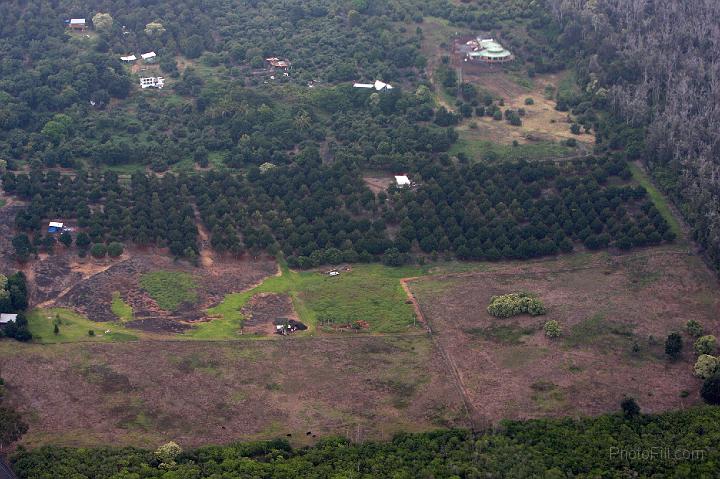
0, 272, 31, 341
538, 0, 720, 273
2, 155, 673, 266
11, 406, 720, 478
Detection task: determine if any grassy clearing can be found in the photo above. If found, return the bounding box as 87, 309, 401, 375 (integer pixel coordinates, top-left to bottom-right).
111, 292, 134, 322
629, 163, 683, 238
27, 308, 139, 343
564, 313, 634, 349
193, 264, 426, 339
465, 323, 536, 345
450, 136, 573, 161
139, 271, 198, 311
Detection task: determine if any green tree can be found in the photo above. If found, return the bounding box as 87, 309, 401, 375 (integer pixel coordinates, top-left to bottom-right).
107, 242, 124, 258
59, 231, 73, 248
694, 355, 719, 379
701, 372, 720, 404
144, 21, 166, 37
90, 243, 107, 258
687, 320, 704, 337
664, 332, 683, 360
92, 13, 114, 34
620, 397, 640, 418
543, 320, 561, 338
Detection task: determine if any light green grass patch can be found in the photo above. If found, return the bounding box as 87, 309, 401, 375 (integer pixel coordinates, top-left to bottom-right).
629, 163, 683, 239
450, 136, 574, 162
27, 308, 138, 343
111, 292, 134, 322
193, 264, 427, 339
139, 271, 198, 311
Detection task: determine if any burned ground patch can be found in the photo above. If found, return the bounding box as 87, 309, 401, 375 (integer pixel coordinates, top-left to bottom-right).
241, 293, 299, 335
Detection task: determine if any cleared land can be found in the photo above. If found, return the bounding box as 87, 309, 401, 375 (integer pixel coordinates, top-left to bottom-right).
0, 335, 465, 448
409, 247, 720, 426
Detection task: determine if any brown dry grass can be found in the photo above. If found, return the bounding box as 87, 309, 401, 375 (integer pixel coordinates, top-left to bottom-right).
0, 335, 466, 449
409, 248, 720, 426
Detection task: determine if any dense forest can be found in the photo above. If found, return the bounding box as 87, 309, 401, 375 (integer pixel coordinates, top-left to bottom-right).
11, 406, 720, 478
540, 0, 720, 273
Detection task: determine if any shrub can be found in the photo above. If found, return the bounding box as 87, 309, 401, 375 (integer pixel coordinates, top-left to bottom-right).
524, 97, 534, 105
544, 320, 561, 338
693, 355, 719, 379
686, 320, 704, 337
487, 293, 547, 318
694, 335, 717, 355
701, 372, 720, 404
664, 332, 683, 360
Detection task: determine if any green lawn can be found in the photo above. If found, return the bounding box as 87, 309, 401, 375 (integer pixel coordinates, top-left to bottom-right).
111, 292, 134, 322
27, 308, 139, 343
629, 163, 683, 239
139, 271, 198, 311
191, 264, 426, 339
450, 137, 574, 161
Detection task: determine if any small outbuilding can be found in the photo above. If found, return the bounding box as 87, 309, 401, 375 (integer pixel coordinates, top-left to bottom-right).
140, 77, 165, 89
353, 80, 394, 91
394, 175, 411, 187
48, 221, 64, 233
0, 314, 17, 324
141, 51, 157, 62
67, 19, 87, 31
120, 55, 137, 62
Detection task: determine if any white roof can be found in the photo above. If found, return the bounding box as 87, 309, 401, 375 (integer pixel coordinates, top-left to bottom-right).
49, 221, 64, 228
120, 55, 137, 61
70, 19, 86, 24
353, 80, 393, 91
395, 175, 411, 186
141, 52, 156, 60
0, 314, 17, 324
374, 80, 393, 90
353, 83, 374, 89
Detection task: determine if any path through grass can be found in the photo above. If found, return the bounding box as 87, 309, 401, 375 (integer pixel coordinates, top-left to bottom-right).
629, 163, 683, 239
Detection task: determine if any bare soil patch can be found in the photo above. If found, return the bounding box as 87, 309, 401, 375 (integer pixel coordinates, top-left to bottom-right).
0, 335, 466, 448
363, 175, 394, 195
410, 248, 720, 426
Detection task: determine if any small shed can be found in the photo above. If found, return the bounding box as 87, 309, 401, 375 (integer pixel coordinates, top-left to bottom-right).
0, 314, 17, 324
48, 221, 64, 233
120, 55, 137, 62
394, 175, 411, 187
68, 19, 86, 31
141, 51, 157, 62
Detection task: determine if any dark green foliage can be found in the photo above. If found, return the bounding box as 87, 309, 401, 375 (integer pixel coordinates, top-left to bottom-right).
665, 332, 683, 360
11, 407, 720, 477
701, 373, 720, 404
620, 397, 640, 418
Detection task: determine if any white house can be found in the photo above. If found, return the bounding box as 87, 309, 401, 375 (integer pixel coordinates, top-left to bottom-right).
120, 55, 137, 62
140, 77, 164, 89
395, 175, 411, 187
353, 80, 394, 91
140, 51, 157, 61
68, 18, 86, 31
0, 314, 17, 324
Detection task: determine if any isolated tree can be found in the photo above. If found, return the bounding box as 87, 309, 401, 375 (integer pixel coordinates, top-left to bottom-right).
92, 13, 114, 34
544, 320, 561, 338
665, 332, 683, 360
53, 323, 59, 335
695, 335, 717, 355
76, 232, 91, 250
0, 407, 28, 449
620, 397, 640, 418
155, 441, 182, 469
687, 320, 704, 337
694, 355, 719, 379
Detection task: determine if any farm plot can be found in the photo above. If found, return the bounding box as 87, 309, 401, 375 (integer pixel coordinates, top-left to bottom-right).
0, 335, 466, 449
409, 247, 720, 426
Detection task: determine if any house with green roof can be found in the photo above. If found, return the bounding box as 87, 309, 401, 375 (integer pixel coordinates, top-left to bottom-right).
465, 38, 513, 64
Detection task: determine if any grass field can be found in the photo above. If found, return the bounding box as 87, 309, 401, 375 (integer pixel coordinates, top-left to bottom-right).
450, 135, 574, 161
194, 264, 425, 339
27, 308, 139, 343
139, 271, 198, 311
629, 162, 683, 239
111, 292, 134, 322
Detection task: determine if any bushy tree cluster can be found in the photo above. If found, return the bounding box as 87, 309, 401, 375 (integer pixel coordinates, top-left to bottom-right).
487, 292, 546, 318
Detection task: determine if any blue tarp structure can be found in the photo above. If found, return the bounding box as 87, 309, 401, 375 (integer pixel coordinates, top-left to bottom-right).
48, 226, 59, 233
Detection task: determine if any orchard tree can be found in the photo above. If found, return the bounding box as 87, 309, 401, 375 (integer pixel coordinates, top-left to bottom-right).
107, 242, 124, 258
90, 243, 107, 258
665, 332, 683, 360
